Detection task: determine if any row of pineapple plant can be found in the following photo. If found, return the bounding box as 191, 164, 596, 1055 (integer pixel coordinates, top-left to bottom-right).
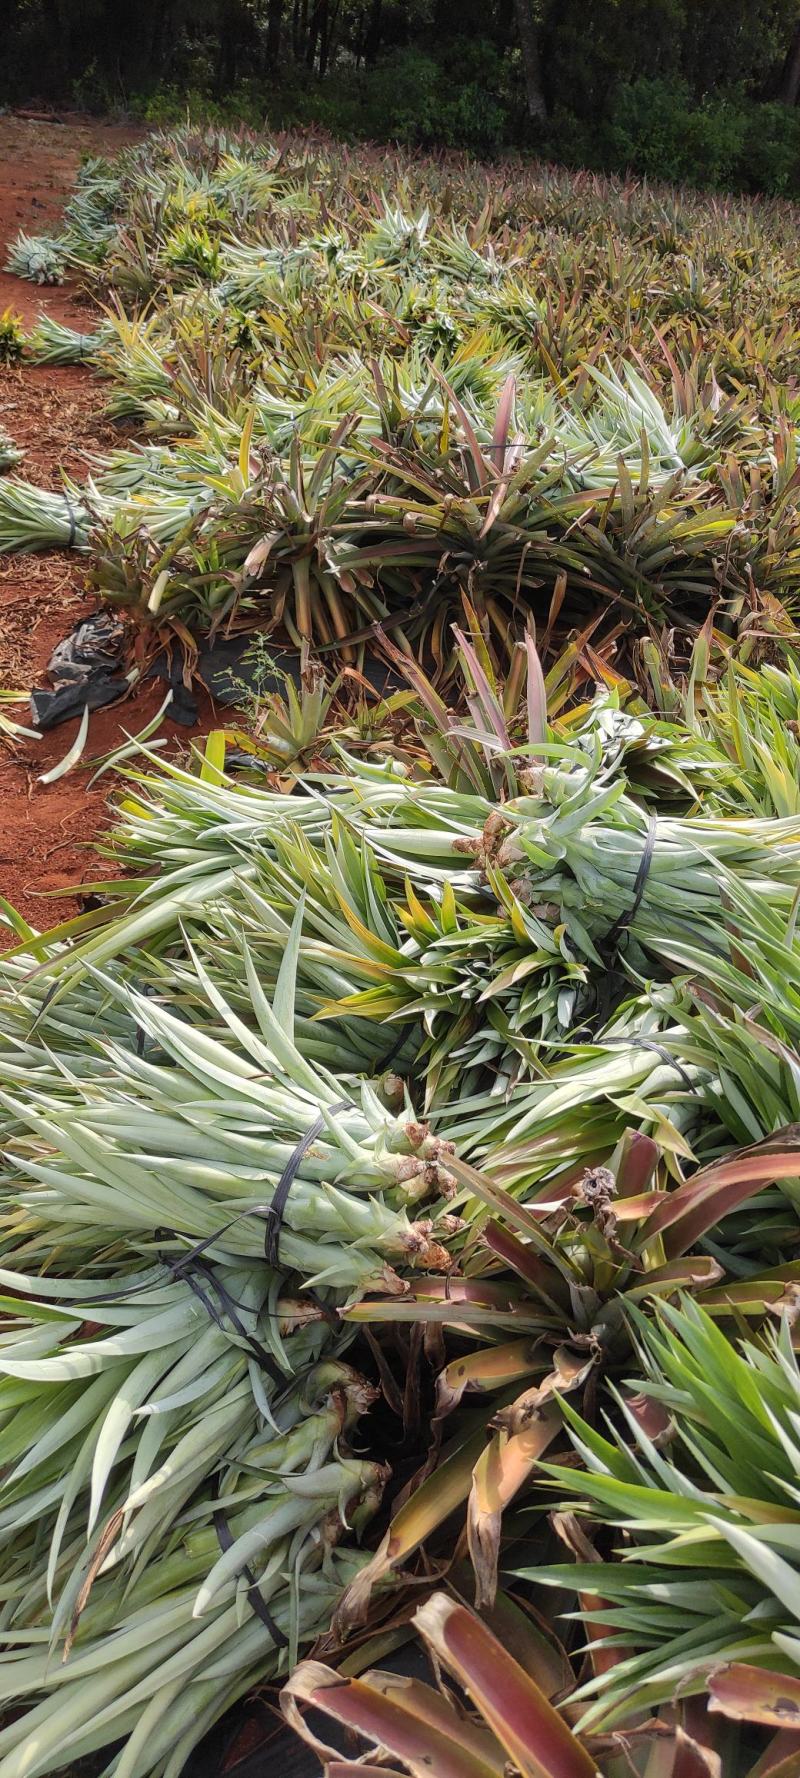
4, 125, 800, 1778
0, 626, 799, 1774
4, 129, 800, 651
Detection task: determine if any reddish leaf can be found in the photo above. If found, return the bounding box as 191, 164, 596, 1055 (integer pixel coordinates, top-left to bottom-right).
438, 375, 490, 490
614, 1129, 659, 1197
709, 1662, 800, 1729
550, 1512, 625, 1680
491, 373, 517, 467
671, 1725, 722, 1778
625, 1255, 724, 1301
414, 1594, 600, 1778
471, 1586, 574, 1701
613, 1129, 800, 1257
328, 1766, 409, 1777
281, 1660, 502, 1778
482, 1219, 570, 1313
453, 626, 510, 747
624, 1390, 674, 1446
749, 1732, 800, 1777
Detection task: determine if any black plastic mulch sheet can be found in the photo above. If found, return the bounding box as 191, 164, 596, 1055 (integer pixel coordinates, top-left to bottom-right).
184, 1640, 433, 1778
32, 616, 403, 732
31, 611, 129, 731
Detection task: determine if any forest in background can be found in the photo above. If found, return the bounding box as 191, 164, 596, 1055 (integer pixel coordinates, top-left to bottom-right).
5, 1, 800, 192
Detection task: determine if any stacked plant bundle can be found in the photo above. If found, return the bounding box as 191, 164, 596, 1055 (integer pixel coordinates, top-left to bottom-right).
11, 129, 800, 396
0, 436, 19, 474
32, 631, 800, 1140
0, 866, 478, 1773
0, 1280, 383, 1778
1, 633, 800, 1773
4, 128, 800, 649
0, 356, 763, 650
8, 122, 800, 1777
0, 313, 22, 468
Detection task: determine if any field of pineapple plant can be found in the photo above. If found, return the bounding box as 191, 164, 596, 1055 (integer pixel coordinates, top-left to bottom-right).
3, 122, 800, 1778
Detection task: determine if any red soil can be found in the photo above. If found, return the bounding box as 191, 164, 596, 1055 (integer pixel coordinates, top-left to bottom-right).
0, 116, 215, 940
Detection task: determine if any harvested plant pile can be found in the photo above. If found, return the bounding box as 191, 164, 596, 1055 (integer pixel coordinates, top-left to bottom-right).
6, 127, 800, 1778
4, 129, 800, 651
0, 636, 799, 1774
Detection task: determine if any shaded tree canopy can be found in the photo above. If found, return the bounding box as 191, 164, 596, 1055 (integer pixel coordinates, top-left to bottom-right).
5, 0, 800, 190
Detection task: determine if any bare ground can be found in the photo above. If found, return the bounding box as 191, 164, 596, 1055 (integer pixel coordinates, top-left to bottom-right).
0, 114, 214, 937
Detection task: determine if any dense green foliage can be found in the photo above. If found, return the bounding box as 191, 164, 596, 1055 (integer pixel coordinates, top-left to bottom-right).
7, 631, 800, 1774
6, 1, 800, 191
6, 128, 800, 655
7, 126, 800, 1777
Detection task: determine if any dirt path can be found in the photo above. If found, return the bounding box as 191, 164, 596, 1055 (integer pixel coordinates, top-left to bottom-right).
0, 116, 214, 939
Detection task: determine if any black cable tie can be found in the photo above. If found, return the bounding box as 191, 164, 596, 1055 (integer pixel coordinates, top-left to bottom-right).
633, 1038, 697, 1095
29, 1096, 357, 1334
379, 1018, 417, 1075
72, 1244, 290, 1382
212, 1507, 289, 1647
603, 813, 658, 955
603, 1034, 699, 1096
133, 981, 158, 1058
161, 1252, 285, 1387
62, 489, 78, 549
265, 1097, 350, 1269
27, 980, 60, 1036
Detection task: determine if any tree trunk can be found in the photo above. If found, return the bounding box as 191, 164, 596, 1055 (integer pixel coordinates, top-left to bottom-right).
215, 2, 243, 95
267, 0, 283, 65
318, 0, 330, 74
40, 0, 67, 94
778, 19, 800, 105
150, 6, 163, 67
306, 0, 325, 68
496, 0, 516, 53
319, 0, 340, 75
364, 0, 382, 64
513, 0, 547, 121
